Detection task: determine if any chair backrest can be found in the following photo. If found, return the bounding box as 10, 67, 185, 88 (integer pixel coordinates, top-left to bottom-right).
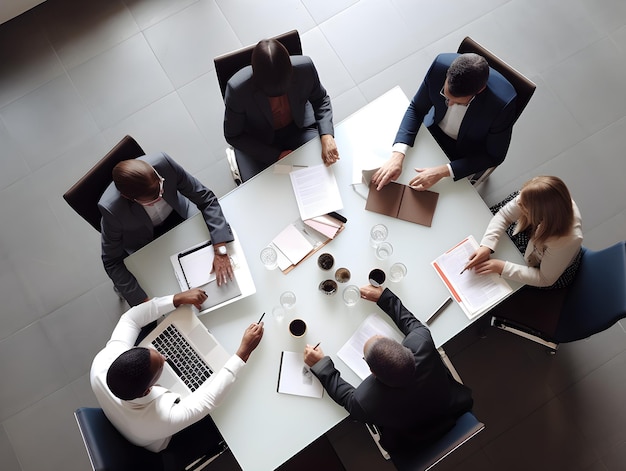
556, 241, 626, 342
214, 29, 302, 99
457, 36, 536, 124
390, 411, 485, 471
63, 135, 145, 232
74, 407, 163, 471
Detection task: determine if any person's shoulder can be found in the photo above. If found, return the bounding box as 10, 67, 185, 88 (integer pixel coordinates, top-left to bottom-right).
433, 53, 459, 67
291, 55, 313, 67
486, 69, 516, 101
228, 65, 254, 89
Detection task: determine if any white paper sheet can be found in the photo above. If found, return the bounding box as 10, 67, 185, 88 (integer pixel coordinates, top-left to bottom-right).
337, 313, 404, 380
289, 164, 343, 220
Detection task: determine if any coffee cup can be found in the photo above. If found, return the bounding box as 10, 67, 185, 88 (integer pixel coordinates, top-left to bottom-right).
289, 319, 307, 337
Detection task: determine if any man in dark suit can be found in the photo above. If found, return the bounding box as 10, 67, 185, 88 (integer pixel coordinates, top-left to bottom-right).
372, 53, 517, 191
224, 38, 339, 181
98, 153, 234, 306
304, 286, 473, 451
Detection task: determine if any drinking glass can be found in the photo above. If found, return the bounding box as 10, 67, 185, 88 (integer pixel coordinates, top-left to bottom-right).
375, 241, 393, 260
260, 246, 278, 270
369, 224, 388, 247
342, 285, 360, 306
389, 262, 407, 282
280, 291, 296, 310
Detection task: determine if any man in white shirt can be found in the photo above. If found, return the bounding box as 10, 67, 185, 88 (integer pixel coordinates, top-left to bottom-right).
372, 53, 517, 191
90, 287, 263, 467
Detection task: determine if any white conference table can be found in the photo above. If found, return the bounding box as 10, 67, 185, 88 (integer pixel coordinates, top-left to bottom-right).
125, 87, 524, 471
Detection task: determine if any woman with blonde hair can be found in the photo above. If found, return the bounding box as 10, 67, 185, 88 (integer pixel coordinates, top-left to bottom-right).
465, 176, 583, 288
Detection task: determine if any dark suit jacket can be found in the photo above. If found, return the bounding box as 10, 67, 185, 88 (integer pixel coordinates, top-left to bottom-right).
223, 55, 334, 165
98, 153, 233, 306
395, 53, 517, 179
311, 289, 473, 451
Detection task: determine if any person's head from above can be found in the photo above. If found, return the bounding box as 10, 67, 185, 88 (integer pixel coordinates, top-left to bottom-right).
106, 347, 165, 400
113, 159, 164, 206
251, 38, 293, 97
363, 335, 415, 387
441, 53, 489, 106
518, 175, 574, 245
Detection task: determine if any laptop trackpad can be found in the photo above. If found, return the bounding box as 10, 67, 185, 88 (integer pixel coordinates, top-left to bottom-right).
188, 324, 218, 356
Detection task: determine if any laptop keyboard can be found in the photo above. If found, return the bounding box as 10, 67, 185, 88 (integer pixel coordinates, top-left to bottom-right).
152, 324, 213, 392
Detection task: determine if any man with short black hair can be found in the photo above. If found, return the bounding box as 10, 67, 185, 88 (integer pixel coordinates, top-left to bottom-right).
90, 287, 263, 466
99, 153, 234, 306
372, 52, 517, 191
304, 286, 472, 451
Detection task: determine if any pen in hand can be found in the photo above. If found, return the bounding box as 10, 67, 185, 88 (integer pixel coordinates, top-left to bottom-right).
313, 342, 321, 350
257, 312, 265, 324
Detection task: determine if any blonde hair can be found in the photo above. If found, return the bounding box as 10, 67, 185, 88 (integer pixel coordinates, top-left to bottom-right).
517, 176, 574, 247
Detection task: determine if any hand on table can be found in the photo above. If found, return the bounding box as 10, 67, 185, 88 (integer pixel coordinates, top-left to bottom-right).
370, 151, 405, 190
212, 253, 234, 286
463, 246, 492, 273
321, 135, 340, 166
173, 288, 208, 310
359, 285, 383, 302
408, 165, 450, 190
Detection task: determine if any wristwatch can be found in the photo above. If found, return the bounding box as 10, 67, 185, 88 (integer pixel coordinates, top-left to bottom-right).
215, 245, 227, 256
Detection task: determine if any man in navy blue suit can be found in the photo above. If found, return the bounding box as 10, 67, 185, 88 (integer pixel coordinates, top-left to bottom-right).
372, 53, 517, 191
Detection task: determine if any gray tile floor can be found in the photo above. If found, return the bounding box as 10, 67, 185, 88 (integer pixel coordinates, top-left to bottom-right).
0, 0, 625, 470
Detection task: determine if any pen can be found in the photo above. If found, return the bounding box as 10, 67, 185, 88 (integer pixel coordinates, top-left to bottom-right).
426, 297, 453, 325
258, 312, 265, 324
313, 342, 321, 350
459, 264, 470, 275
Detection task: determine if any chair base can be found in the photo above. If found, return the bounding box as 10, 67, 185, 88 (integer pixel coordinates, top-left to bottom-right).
491, 316, 558, 353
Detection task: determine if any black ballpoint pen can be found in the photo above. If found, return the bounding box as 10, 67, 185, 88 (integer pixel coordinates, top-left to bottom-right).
258, 312, 265, 324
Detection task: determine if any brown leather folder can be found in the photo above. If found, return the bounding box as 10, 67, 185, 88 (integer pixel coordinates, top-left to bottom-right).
365, 182, 438, 227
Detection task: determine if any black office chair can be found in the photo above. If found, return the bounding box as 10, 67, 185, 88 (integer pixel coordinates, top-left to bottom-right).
457, 37, 537, 186
75, 407, 227, 471
213, 30, 303, 185
214, 29, 302, 99
63, 135, 145, 232
491, 241, 626, 353
389, 411, 485, 471
367, 348, 484, 470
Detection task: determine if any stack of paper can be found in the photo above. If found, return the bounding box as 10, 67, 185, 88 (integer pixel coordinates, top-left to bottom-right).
304, 214, 342, 239
271, 224, 314, 271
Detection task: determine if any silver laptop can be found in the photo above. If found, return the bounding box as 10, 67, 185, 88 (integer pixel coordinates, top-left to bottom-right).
139, 305, 230, 397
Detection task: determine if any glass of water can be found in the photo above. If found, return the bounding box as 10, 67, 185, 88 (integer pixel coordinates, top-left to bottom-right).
260, 246, 278, 270
342, 285, 360, 306
389, 262, 407, 282
280, 291, 296, 310
369, 224, 388, 247
375, 241, 393, 260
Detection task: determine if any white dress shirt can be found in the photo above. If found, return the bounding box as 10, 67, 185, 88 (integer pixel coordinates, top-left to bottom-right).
90, 296, 245, 452
391, 103, 470, 181
480, 195, 583, 287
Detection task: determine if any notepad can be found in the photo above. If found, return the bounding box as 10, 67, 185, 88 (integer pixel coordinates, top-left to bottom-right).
277, 351, 324, 398
365, 181, 439, 227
